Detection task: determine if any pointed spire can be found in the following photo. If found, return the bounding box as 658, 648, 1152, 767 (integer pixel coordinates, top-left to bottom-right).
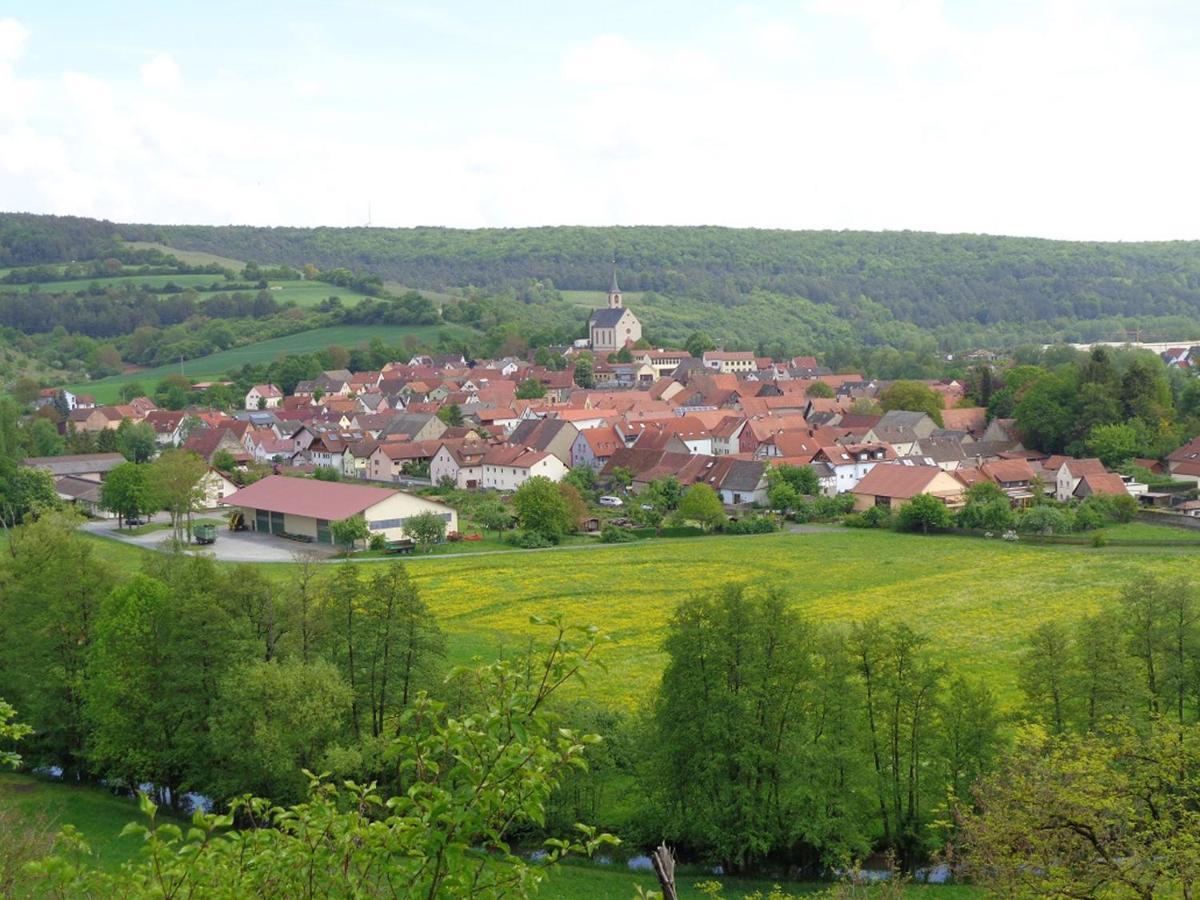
609, 259, 620, 295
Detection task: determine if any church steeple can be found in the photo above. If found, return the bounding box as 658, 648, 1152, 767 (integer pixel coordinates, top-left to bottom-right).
607, 260, 622, 309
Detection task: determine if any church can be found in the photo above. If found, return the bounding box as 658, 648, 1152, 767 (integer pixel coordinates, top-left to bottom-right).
588, 265, 642, 354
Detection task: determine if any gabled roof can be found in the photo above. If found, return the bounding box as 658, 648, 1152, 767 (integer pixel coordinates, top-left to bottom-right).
23, 453, 125, 476
852, 463, 958, 499
224, 475, 407, 519
589, 307, 629, 328
981, 458, 1036, 484
1076, 472, 1129, 497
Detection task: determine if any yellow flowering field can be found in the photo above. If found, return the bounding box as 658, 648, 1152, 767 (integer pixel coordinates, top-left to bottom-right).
381, 531, 1196, 710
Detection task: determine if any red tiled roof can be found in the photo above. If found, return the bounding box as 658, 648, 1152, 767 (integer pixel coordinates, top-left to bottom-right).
224, 475, 400, 519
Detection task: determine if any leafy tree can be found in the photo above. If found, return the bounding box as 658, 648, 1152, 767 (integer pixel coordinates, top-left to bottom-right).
0, 458, 57, 525
212, 448, 238, 473
608, 466, 633, 491
573, 355, 594, 388
405, 510, 447, 550
1084, 421, 1142, 468
961, 723, 1200, 899
149, 449, 207, 541
26, 417, 64, 456
474, 497, 512, 537
516, 378, 545, 400
31, 619, 615, 899
208, 658, 351, 804
313, 465, 340, 482
614, 345, 633, 363
99, 462, 155, 528
767, 480, 799, 514
676, 483, 725, 531
684, 332, 716, 357
330, 515, 370, 554
563, 465, 597, 495
878, 381, 944, 426
895, 493, 951, 534
115, 420, 156, 463
0, 698, 30, 769
513, 476, 571, 541
558, 482, 588, 532
1014, 369, 1078, 454
805, 380, 834, 399
955, 481, 1015, 531
118, 381, 146, 403
935, 676, 1001, 807
438, 403, 464, 426
1018, 622, 1074, 734
770, 464, 820, 496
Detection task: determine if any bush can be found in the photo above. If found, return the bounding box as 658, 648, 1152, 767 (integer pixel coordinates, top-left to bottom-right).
896, 494, 953, 534
599, 525, 640, 543
368, 533, 386, 551
723, 515, 777, 535
845, 505, 893, 529
1017, 505, 1073, 535
504, 530, 557, 549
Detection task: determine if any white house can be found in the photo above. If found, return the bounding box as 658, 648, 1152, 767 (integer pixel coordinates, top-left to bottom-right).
199, 468, 239, 509
430, 443, 487, 489
812, 443, 895, 493
480, 446, 569, 491
1055, 458, 1107, 502
702, 351, 756, 374
244, 384, 284, 410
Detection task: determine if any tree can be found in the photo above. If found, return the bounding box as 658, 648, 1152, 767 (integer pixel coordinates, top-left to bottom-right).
516, 378, 545, 400
149, 450, 207, 542
474, 498, 512, 537
1018, 622, 1074, 734
961, 723, 1200, 899
313, 465, 340, 482
1, 698, 30, 769
405, 510, 447, 551
10, 377, 40, 407
771, 464, 820, 496
573, 355, 594, 388
609, 466, 634, 491
331, 515, 370, 554
878, 381, 944, 426
896, 494, 951, 534
118, 381, 146, 403
676, 483, 725, 531
1014, 369, 1078, 454
1085, 421, 1142, 468
31, 620, 615, 899
0, 459, 57, 526
684, 332, 716, 357
513, 476, 571, 541
26, 417, 64, 457
558, 482, 588, 532
116, 420, 157, 463
805, 380, 834, 399
767, 480, 799, 514
99, 462, 155, 528
563, 465, 597, 495
438, 403, 464, 426
955, 481, 1015, 531
208, 659, 351, 804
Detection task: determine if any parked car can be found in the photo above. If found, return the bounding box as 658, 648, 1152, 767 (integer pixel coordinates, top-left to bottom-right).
599, 495, 624, 507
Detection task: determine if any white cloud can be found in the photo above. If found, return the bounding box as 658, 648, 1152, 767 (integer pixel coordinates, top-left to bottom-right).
0, 17, 29, 63
561, 34, 653, 84
140, 52, 180, 89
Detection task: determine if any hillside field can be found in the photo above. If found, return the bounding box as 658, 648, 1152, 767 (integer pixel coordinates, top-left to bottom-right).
64, 322, 474, 402
80, 528, 1198, 709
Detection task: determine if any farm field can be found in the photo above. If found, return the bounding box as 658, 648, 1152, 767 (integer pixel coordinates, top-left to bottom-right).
63, 322, 475, 403
124, 240, 247, 270
80, 528, 1198, 709
561, 289, 646, 309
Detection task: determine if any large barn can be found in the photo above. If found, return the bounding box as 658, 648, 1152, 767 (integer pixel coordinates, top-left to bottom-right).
222, 475, 457, 544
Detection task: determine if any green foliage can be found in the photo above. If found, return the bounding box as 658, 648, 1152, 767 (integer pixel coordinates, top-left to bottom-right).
722, 514, 777, 534
1017, 505, 1073, 535
438, 402, 465, 426
28, 618, 617, 898
330, 515, 370, 552
405, 509, 448, 549
513, 476, 571, 541
149, 449, 208, 542
956, 482, 1015, 532
0, 699, 31, 769
516, 377, 545, 400
1085, 421, 1144, 468
115, 419, 156, 463
599, 524, 640, 543
474, 498, 512, 537
0, 457, 58, 525
563, 465, 598, 495
878, 381, 944, 426
99, 462, 156, 526
895, 494, 952, 534
676, 484, 725, 532
961, 722, 1200, 899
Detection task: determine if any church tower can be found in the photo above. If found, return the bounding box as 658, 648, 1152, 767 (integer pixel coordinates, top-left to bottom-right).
607, 261, 622, 309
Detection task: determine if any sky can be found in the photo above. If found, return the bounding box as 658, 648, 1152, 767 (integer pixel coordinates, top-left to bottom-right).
2, 0, 1199, 240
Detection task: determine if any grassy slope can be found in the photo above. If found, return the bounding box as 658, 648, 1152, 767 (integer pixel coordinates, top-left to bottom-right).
0, 273, 222, 293
0, 772, 173, 873
82, 528, 1199, 709
64, 322, 472, 403
124, 240, 247, 270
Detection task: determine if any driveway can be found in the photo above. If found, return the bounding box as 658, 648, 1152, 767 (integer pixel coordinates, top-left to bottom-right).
81, 515, 338, 563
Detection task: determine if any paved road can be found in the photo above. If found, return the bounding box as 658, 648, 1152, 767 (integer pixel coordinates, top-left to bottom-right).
81, 515, 337, 563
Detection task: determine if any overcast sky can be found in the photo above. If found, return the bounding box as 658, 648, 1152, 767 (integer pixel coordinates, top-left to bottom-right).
2, 1, 1198, 239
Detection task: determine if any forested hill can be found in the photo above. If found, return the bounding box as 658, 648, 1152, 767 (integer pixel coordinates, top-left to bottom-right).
5, 212, 1200, 332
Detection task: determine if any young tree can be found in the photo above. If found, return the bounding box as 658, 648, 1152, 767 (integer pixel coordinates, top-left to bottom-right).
676, 483, 725, 531
331, 515, 370, 554
805, 380, 834, 399
563, 465, 598, 495
474, 498, 512, 538
878, 381, 945, 426
896, 493, 952, 534
437, 403, 464, 426
116, 420, 157, 463
513, 476, 571, 540
558, 482, 588, 532
405, 510, 447, 551
99, 461, 155, 528
573, 355, 594, 388
516, 378, 546, 400
684, 332, 716, 357
149, 449, 207, 542
1018, 621, 1074, 734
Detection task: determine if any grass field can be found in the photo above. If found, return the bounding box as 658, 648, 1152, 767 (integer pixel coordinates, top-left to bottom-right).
124, 241, 247, 270
63, 322, 473, 402
80, 528, 1199, 710
561, 289, 646, 309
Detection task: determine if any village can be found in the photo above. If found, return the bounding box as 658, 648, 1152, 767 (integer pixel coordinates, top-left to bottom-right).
19, 272, 1200, 555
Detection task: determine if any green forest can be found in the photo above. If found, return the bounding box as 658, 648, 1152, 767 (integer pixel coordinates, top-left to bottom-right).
6, 213, 1200, 353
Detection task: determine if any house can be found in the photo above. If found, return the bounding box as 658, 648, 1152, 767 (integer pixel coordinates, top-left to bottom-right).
702, 350, 756, 374
1054, 458, 1108, 502
479, 445, 570, 491
144, 410, 187, 446
588, 267, 642, 354
377, 412, 448, 444
67, 406, 124, 433
571, 426, 623, 471
1167, 436, 1200, 484
199, 468, 238, 508
22, 452, 125, 482
710, 416, 747, 456
709, 459, 768, 506
222, 475, 456, 545
980, 458, 1038, 506
812, 443, 895, 494
864, 411, 938, 454
429, 442, 488, 489
507, 418, 579, 467
244, 384, 283, 410
631, 349, 692, 378
182, 427, 250, 465
53, 475, 108, 517
851, 463, 966, 511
